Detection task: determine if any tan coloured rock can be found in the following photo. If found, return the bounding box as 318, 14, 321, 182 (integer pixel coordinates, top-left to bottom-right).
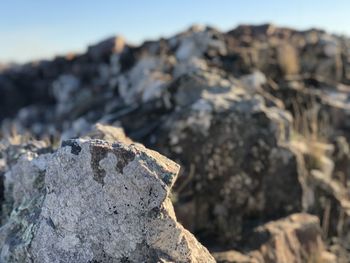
248, 213, 328, 263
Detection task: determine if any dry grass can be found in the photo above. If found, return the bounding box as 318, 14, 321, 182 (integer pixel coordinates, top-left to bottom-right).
289, 95, 340, 242
0, 125, 31, 146
290, 95, 332, 171
0, 124, 57, 156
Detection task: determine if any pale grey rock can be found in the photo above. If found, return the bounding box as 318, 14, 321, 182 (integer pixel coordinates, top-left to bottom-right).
240, 71, 267, 91
173, 57, 208, 78
117, 57, 171, 105
52, 74, 81, 116
3, 152, 49, 217
0, 139, 214, 263
175, 27, 227, 61
52, 74, 80, 104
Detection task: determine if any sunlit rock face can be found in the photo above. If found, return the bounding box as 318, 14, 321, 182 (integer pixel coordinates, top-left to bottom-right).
0, 139, 214, 263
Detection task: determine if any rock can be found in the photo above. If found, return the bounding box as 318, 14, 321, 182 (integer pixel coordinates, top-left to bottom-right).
332, 136, 350, 183
60, 122, 135, 145
213, 250, 257, 263
155, 71, 302, 246
87, 36, 126, 61
116, 56, 172, 105
0, 139, 214, 262
84, 123, 134, 145
0, 136, 53, 229
246, 213, 330, 263
174, 26, 227, 61
308, 169, 350, 243
52, 74, 81, 116
0, 158, 5, 224
240, 71, 267, 91
214, 213, 334, 263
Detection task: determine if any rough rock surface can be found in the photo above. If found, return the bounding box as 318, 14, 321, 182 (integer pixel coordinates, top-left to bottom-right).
151, 70, 303, 246
246, 213, 329, 263
84, 123, 134, 145
0, 139, 214, 263
213, 250, 257, 263
214, 213, 335, 263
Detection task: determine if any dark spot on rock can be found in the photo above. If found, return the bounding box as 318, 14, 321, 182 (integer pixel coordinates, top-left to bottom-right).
61, 140, 82, 155
139, 201, 145, 209
148, 207, 161, 218
89, 249, 114, 263
161, 172, 173, 186
120, 256, 131, 263
90, 142, 109, 185
0, 173, 4, 215
6, 230, 23, 248
112, 145, 135, 174
113, 210, 118, 215
46, 217, 56, 229
134, 241, 174, 262
33, 170, 46, 191
246, 230, 272, 250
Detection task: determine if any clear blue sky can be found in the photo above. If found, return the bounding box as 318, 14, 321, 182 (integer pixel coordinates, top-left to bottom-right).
1, 0, 349, 63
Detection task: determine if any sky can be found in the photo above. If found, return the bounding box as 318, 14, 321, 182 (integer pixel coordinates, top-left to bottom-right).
1, 0, 349, 63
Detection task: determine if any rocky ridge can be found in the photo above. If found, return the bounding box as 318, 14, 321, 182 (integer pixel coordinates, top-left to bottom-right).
1, 23, 350, 262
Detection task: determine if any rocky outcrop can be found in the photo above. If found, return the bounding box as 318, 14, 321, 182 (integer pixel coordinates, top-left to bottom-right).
2, 23, 350, 262
0, 139, 214, 262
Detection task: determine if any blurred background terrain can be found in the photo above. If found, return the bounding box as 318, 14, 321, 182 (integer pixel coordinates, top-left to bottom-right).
1, 0, 350, 63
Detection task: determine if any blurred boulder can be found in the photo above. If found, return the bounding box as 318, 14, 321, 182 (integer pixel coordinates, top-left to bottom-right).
87, 36, 126, 61
247, 213, 334, 263
154, 71, 302, 245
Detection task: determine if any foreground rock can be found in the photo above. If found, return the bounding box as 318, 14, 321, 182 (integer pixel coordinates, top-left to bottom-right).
0, 139, 214, 262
